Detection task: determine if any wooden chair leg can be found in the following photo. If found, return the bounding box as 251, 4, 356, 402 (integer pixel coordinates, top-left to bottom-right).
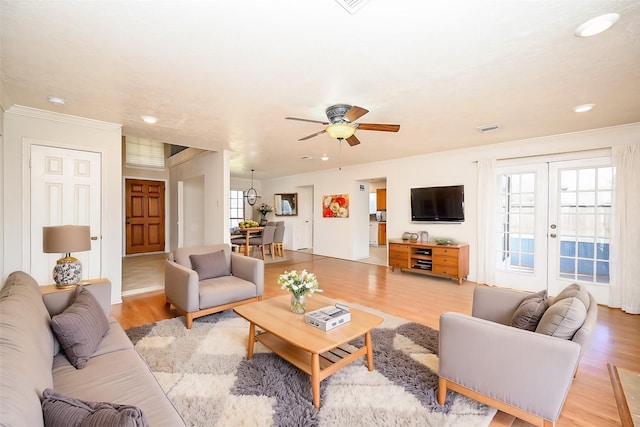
437, 377, 447, 405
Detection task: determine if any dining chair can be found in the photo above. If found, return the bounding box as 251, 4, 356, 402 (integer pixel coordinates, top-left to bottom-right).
248, 225, 276, 260
273, 223, 285, 257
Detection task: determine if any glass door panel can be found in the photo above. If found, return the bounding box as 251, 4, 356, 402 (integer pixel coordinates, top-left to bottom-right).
494, 164, 548, 291
548, 158, 612, 302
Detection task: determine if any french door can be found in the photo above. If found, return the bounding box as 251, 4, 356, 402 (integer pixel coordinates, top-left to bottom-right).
495, 157, 612, 303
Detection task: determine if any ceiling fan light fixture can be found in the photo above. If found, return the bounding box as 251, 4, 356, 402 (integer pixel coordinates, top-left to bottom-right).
326, 123, 356, 139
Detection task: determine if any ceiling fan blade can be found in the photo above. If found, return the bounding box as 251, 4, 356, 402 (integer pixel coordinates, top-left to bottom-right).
285, 117, 329, 125
357, 123, 400, 132
344, 106, 369, 122
298, 129, 327, 141
346, 134, 361, 146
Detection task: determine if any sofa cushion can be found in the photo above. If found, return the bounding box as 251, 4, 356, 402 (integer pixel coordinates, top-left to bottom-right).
52, 344, 187, 427
510, 290, 549, 331
189, 250, 230, 280
552, 283, 590, 309
535, 296, 587, 339
51, 285, 110, 369
42, 389, 148, 427
173, 244, 230, 269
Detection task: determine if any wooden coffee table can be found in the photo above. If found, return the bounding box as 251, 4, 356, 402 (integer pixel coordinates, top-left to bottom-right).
233, 294, 383, 409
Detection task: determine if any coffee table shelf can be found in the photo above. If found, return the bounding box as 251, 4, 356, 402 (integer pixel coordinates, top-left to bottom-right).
256, 331, 367, 381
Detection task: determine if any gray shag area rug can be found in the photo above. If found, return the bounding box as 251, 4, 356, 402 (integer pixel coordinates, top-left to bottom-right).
125, 304, 496, 426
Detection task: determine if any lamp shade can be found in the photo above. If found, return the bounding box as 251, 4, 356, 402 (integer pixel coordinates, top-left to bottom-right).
326, 123, 356, 139
43, 225, 91, 254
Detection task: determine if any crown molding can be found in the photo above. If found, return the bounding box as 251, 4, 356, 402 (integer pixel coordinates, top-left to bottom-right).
6, 105, 121, 132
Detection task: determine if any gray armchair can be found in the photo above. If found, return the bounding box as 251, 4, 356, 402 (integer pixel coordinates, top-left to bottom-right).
165, 244, 264, 328
438, 285, 597, 427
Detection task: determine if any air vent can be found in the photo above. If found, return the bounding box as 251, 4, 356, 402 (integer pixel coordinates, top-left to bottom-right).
477, 124, 500, 133
334, 0, 369, 14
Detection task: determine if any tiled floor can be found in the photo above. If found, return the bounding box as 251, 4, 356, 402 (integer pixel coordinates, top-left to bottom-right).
121, 245, 388, 295
358, 245, 387, 266
122, 252, 167, 296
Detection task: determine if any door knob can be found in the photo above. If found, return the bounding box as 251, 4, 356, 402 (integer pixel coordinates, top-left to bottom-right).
91, 236, 98, 241
550, 233, 557, 238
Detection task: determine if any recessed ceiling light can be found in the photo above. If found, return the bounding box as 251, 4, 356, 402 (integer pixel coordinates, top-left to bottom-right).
575, 13, 619, 37
142, 116, 158, 124
574, 104, 595, 113
47, 96, 66, 105
321, 155, 329, 161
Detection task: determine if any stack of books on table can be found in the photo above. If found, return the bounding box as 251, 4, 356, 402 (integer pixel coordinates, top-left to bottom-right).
305, 304, 351, 331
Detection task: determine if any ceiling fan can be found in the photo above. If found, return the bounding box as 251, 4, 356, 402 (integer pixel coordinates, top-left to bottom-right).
285, 104, 400, 146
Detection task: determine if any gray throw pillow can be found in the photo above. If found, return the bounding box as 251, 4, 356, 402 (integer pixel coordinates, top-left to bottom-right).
552, 283, 590, 309
189, 250, 230, 280
51, 285, 110, 369
535, 296, 587, 339
42, 389, 148, 427
510, 289, 549, 331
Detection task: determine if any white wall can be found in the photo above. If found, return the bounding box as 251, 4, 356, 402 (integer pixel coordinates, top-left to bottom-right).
168, 150, 229, 251
2, 106, 123, 303
183, 175, 205, 246
263, 123, 640, 283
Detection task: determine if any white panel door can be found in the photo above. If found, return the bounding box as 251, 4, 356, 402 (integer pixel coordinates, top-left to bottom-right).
30, 145, 101, 284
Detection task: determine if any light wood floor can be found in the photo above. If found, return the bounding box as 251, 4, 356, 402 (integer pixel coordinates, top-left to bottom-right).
113, 251, 639, 427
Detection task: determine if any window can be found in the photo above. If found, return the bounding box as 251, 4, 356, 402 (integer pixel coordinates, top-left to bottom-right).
557, 166, 612, 284
229, 189, 245, 227
125, 137, 165, 168
496, 172, 537, 273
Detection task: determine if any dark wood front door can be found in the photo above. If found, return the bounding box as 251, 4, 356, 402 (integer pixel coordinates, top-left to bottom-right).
126, 179, 165, 254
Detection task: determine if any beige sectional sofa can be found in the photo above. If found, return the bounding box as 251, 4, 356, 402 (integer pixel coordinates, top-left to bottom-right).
0, 271, 185, 426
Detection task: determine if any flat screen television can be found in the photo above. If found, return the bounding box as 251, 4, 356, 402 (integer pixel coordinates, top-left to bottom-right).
410, 185, 465, 222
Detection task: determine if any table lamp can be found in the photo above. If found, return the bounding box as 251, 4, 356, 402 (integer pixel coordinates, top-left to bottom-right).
43, 225, 91, 287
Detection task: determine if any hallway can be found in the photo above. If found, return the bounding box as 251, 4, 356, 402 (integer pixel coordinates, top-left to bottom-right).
122, 245, 388, 295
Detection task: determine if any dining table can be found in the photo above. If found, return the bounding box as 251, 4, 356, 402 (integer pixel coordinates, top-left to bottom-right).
233, 226, 264, 256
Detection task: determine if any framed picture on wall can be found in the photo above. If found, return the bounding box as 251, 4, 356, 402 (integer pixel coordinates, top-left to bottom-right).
275, 193, 297, 216
322, 194, 349, 218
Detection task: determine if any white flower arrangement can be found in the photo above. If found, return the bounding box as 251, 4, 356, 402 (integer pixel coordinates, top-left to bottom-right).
277, 270, 322, 298
257, 203, 273, 214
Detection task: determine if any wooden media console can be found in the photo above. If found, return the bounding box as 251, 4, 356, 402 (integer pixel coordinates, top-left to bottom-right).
388, 239, 469, 284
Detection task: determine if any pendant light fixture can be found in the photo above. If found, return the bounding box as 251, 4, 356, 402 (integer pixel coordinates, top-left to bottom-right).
245, 169, 260, 206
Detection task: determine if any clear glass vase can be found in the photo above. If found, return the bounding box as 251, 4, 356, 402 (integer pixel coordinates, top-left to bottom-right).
259, 211, 268, 225
290, 293, 306, 314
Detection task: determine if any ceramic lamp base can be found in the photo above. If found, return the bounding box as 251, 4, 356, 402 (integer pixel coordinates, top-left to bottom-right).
53, 256, 82, 287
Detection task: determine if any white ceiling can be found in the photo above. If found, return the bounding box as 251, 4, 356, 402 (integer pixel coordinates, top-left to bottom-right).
2, 1, 639, 180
